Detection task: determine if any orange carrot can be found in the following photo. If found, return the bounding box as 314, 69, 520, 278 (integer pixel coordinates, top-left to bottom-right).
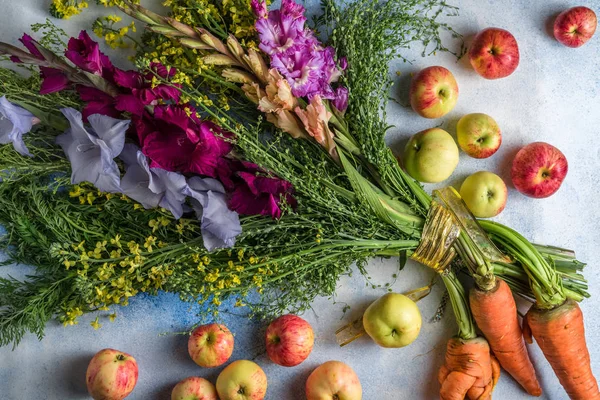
438, 337, 500, 400
524, 299, 600, 400
470, 278, 542, 396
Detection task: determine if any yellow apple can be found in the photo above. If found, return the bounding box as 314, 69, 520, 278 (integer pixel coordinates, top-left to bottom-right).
459, 171, 507, 218
216, 360, 267, 400
362, 293, 422, 348
403, 128, 459, 183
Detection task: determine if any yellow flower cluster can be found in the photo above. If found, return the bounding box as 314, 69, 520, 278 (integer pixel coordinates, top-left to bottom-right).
50, 0, 88, 19
56, 233, 177, 327
93, 15, 137, 49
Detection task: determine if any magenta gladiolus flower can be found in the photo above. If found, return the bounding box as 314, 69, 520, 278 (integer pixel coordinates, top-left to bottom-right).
39, 66, 70, 95
65, 31, 114, 79
10, 34, 70, 95
77, 86, 122, 120
134, 105, 233, 178
218, 160, 296, 219
112, 64, 181, 116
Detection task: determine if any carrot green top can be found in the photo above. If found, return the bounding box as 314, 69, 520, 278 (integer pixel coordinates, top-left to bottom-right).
479, 220, 566, 309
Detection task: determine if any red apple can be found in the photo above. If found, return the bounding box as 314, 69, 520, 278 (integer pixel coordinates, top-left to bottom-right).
188, 323, 234, 368
305, 361, 362, 400
171, 377, 218, 400
469, 28, 520, 79
86, 348, 138, 400
265, 314, 314, 367
511, 142, 568, 198
409, 66, 459, 119
554, 6, 597, 48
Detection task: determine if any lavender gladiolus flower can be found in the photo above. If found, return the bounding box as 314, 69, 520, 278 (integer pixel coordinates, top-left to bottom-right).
0, 96, 38, 157
120, 144, 189, 219
186, 177, 242, 251
56, 108, 129, 193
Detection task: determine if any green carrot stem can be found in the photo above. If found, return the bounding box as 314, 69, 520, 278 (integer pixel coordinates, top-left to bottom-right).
441, 270, 476, 340
480, 220, 566, 309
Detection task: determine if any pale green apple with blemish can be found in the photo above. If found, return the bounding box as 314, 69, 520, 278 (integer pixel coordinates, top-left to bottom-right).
216, 360, 267, 400
457, 113, 502, 159
459, 171, 507, 218
171, 377, 218, 400
403, 128, 459, 183
362, 293, 422, 348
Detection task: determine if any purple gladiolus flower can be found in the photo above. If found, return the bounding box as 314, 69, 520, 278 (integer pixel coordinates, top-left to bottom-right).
186, 177, 242, 251
56, 108, 129, 193
251, 0, 268, 18
256, 11, 307, 55
0, 96, 38, 157
65, 31, 114, 79
332, 87, 349, 113
254, 0, 346, 100
271, 47, 334, 99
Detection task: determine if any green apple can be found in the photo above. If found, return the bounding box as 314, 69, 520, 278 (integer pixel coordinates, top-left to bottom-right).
403, 128, 459, 183
456, 113, 502, 159
459, 171, 507, 218
362, 293, 422, 348
216, 360, 267, 400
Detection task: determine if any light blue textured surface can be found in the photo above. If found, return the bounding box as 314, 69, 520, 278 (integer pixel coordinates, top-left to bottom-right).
1, 1, 600, 399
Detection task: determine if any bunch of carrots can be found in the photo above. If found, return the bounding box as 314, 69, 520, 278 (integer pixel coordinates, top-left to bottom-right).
436, 219, 599, 399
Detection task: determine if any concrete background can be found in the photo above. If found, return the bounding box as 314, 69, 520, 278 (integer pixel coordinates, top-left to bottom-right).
0, 0, 599, 399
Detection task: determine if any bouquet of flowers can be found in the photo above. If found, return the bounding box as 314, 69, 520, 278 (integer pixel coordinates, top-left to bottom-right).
0, 0, 596, 398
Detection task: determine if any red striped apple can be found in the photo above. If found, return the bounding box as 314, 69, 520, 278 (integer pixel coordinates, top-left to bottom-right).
306, 361, 362, 400
554, 6, 597, 48
86, 348, 138, 400
171, 377, 218, 400
409, 66, 459, 119
216, 360, 268, 400
265, 314, 314, 367
188, 323, 234, 368
469, 28, 520, 79
459, 171, 507, 218
456, 113, 502, 159
511, 142, 568, 198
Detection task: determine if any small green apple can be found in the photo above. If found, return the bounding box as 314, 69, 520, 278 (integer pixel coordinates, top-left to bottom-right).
403, 128, 459, 183
459, 171, 507, 218
362, 293, 422, 348
456, 113, 502, 159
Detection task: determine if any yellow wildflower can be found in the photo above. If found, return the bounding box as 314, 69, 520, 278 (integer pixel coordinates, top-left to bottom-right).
91, 317, 102, 330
